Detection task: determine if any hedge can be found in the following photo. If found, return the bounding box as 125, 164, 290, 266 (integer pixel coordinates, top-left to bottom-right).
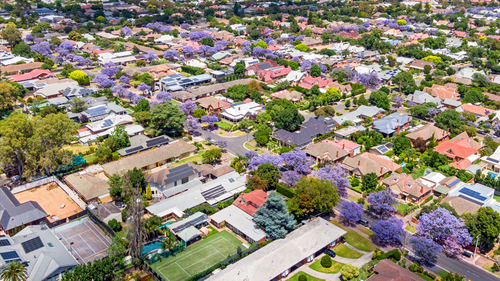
420, 195, 434, 207
377, 249, 401, 261
277, 183, 296, 198
424, 270, 436, 280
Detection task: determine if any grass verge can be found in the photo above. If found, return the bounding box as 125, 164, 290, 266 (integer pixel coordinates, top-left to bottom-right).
203, 226, 219, 239
287, 271, 325, 281
331, 220, 376, 252
333, 244, 363, 259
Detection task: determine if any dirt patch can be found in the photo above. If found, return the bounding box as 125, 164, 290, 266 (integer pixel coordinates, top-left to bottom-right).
14, 182, 83, 222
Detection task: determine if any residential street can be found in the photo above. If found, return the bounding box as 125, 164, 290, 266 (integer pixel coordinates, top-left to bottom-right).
198, 129, 251, 156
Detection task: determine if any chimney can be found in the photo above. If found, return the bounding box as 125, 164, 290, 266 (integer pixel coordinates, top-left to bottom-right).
397, 126, 400, 133
442, 130, 445, 136
358, 160, 361, 166
336, 151, 339, 158
447, 128, 449, 133
411, 96, 414, 101
380, 167, 383, 174
343, 143, 345, 150
420, 186, 424, 194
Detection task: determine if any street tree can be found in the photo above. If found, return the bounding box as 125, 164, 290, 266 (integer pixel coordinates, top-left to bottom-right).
340, 201, 364, 225
148, 103, 187, 137
366, 188, 398, 218
371, 217, 405, 245
290, 176, 340, 219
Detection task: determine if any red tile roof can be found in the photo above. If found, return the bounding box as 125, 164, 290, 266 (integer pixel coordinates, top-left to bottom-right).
233, 190, 267, 215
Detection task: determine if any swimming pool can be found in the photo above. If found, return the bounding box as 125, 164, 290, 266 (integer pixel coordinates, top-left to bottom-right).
155, 221, 174, 231
142, 241, 163, 255
489, 171, 498, 178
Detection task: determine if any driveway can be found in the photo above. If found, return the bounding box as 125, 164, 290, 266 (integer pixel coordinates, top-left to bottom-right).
198, 129, 251, 156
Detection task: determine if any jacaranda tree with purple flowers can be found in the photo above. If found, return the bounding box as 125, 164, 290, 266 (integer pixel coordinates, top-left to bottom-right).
164, 50, 178, 61
340, 201, 364, 225
201, 115, 219, 128
247, 153, 282, 170
31, 41, 51, 56
156, 91, 172, 103
409, 236, 443, 263
101, 67, 119, 79
245, 150, 258, 160
393, 96, 404, 108
185, 115, 201, 135
281, 148, 313, 174
144, 50, 157, 61
416, 208, 473, 257
178, 100, 196, 115
366, 188, 398, 218
372, 217, 405, 245
93, 74, 115, 89
121, 26, 132, 36
119, 75, 130, 84
112, 85, 127, 97
137, 82, 151, 94
281, 170, 302, 187
313, 164, 349, 198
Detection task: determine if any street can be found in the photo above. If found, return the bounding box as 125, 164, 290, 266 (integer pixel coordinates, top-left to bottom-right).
333, 198, 500, 281
198, 129, 251, 156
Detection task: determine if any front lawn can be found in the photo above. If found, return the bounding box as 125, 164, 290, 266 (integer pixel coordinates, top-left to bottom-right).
216, 120, 232, 131
287, 271, 324, 281
397, 203, 410, 215
309, 259, 344, 274
415, 273, 435, 281
244, 140, 264, 154
331, 220, 377, 252
170, 151, 205, 167
358, 226, 374, 237
405, 225, 416, 233
333, 244, 363, 259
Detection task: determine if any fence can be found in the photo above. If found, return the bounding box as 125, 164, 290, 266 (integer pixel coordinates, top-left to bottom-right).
88, 208, 116, 238
46, 209, 88, 229
10, 176, 87, 210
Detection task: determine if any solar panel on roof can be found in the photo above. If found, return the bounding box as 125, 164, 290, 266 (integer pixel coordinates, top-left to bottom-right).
1, 251, 19, 260
170, 214, 209, 233
21, 237, 44, 254
460, 187, 488, 202
0, 240, 10, 247
448, 178, 461, 187
5, 259, 22, 264
487, 157, 499, 163
201, 185, 226, 200
125, 146, 143, 154
379, 146, 388, 153
228, 178, 235, 183
146, 137, 169, 148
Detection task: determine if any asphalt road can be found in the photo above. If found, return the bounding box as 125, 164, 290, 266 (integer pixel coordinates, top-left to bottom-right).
333, 198, 499, 281
198, 129, 251, 156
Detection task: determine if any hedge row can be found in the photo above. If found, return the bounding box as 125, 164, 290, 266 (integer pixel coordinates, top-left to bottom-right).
376, 249, 401, 261
277, 183, 296, 198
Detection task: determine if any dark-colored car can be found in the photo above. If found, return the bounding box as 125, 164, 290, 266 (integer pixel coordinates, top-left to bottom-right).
325, 249, 336, 258
478, 130, 487, 135
463, 251, 473, 258
358, 218, 369, 227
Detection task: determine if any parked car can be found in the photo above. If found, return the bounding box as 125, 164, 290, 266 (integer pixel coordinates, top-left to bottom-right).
358, 218, 369, 227
487, 133, 497, 138
463, 250, 473, 258
478, 130, 487, 135
325, 249, 336, 258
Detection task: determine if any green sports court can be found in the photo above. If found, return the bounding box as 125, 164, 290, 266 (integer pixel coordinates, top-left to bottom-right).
152, 230, 244, 281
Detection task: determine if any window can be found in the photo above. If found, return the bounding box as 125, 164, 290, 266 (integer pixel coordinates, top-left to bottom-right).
182, 177, 188, 184
174, 181, 177, 187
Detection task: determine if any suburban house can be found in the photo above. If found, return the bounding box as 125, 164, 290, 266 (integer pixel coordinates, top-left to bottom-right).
101, 140, 197, 176
221, 102, 262, 122
448, 183, 500, 213
197, 96, 231, 114
332, 139, 362, 156
409, 59, 434, 70
0, 225, 79, 281
271, 90, 303, 102
367, 259, 426, 281
328, 81, 352, 94
145, 163, 204, 199
232, 190, 267, 215
332, 105, 385, 127
372, 113, 412, 137
64, 165, 111, 204
480, 146, 500, 172
457, 104, 493, 117
116, 135, 171, 157
424, 83, 460, 100
0, 186, 48, 235
333, 126, 365, 141
245, 59, 280, 76
79, 102, 128, 122
405, 124, 450, 145
7, 69, 55, 82
146, 172, 246, 219
343, 152, 402, 179
298, 76, 334, 90
167, 212, 210, 245
434, 132, 482, 164
210, 205, 267, 244
406, 90, 442, 106
206, 218, 346, 281
0, 62, 44, 75
199, 165, 235, 180
382, 173, 432, 203
303, 140, 351, 163
89, 202, 122, 224
273, 116, 335, 148
170, 78, 258, 102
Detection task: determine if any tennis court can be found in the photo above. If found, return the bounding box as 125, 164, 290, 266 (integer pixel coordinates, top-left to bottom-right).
152, 230, 243, 281
55, 219, 112, 264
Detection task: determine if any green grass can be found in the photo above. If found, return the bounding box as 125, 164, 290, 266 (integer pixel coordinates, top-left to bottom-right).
405, 225, 416, 233
287, 271, 324, 281
333, 244, 363, 259
358, 226, 374, 236
152, 231, 242, 281
411, 166, 433, 180
494, 195, 500, 203
435, 268, 449, 278
83, 154, 96, 163
244, 141, 264, 154
331, 220, 376, 252
233, 131, 247, 136
171, 99, 180, 105
350, 185, 362, 194
216, 120, 232, 131
203, 226, 219, 239
397, 203, 410, 214
416, 273, 435, 281
170, 151, 205, 167
309, 259, 344, 274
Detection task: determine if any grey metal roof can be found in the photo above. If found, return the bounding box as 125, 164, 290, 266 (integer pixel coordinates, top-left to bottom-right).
372, 112, 412, 135
210, 205, 266, 242
0, 186, 48, 232
117, 135, 171, 156
167, 212, 209, 234
273, 116, 334, 147
0, 225, 78, 281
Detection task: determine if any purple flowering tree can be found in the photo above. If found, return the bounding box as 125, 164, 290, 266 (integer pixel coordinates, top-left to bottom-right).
201, 115, 219, 128
252, 46, 265, 58
407, 100, 415, 107
101, 67, 119, 78
281, 170, 302, 187
416, 208, 473, 257
144, 50, 158, 61
217, 140, 228, 150
112, 85, 127, 97
427, 107, 438, 117
156, 91, 172, 103
31, 41, 52, 56
180, 23, 190, 29
185, 116, 201, 135
340, 201, 364, 225
372, 217, 405, 245
241, 46, 251, 53
366, 188, 398, 218
182, 46, 197, 57
93, 74, 115, 89
57, 41, 74, 54
409, 236, 443, 263
291, 56, 300, 63
137, 82, 151, 94
245, 150, 258, 160
146, 22, 171, 33
164, 50, 178, 61
179, 100, 196, 115
25, 34, 33, 43
281, 148, 313, 174
313, 164, 349, 198
103, 61, 116, 68
393, 96, 404, 107
247, 154, 282, 170
119, 75, 130, 84
121, 27, 132, 36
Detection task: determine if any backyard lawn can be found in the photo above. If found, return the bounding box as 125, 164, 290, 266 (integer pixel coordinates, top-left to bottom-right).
332, 244, 363, 259
309, 259, 344, 274
331, 220, 376, 252
495, 195, 500, 203
287, 271, 324, 281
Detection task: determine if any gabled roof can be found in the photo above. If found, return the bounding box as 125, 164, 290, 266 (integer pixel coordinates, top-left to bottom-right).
405, 124, 449, 141
434, 132, 481, 159
303, 140, 350, 161
342, 152, 401, 177
233, 190, 267, 215
0, 186, 48, 231
372, 112, 412, 135
382, 173, 430, 198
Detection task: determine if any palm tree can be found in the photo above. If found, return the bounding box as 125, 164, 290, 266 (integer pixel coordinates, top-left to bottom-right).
162, 231, 179, 252
0, 260, 28, 281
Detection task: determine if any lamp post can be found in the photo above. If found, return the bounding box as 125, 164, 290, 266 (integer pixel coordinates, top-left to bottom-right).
474, 234, 480, 258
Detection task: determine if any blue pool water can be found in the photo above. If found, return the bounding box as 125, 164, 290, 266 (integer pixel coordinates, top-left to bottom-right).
155, 221, 174, 231
400, 162, 407, 167
142, 241, 163, 255
489, 171, 498, 178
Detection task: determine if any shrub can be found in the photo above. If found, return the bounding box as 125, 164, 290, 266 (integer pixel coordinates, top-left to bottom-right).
321, 255, 332, 268
298, 274, 307, 281
424, 271, 436, 280
107, 219, 122, 232
377, 249, 401, 261
409, 262, 424, 273
372, 250, 384, 259
276, 183, 296, 198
